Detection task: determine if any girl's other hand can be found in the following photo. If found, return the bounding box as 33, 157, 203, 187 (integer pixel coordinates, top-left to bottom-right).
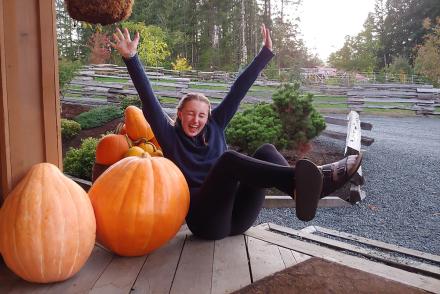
110, 28, 140, 59
261, 24, 272, 51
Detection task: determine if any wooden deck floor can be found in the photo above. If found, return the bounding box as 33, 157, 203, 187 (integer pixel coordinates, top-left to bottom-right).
1, 223, 439, 294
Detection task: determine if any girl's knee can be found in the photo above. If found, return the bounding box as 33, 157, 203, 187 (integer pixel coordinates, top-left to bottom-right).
253, 143, 277, 158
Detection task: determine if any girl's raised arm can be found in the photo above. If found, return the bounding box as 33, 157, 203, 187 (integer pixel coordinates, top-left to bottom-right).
111, 28, 174, 148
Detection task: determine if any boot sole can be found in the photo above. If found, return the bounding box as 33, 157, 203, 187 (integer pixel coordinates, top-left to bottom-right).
295, 159, 323, 221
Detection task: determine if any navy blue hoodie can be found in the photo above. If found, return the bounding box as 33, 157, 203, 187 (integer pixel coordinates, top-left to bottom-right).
123, 47, 274, 195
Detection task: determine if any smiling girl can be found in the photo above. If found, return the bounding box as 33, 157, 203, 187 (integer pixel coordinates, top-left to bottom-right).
111, 25, 362, 240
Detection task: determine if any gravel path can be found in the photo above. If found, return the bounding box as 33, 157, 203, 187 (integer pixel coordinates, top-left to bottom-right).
256, 115, 440, 255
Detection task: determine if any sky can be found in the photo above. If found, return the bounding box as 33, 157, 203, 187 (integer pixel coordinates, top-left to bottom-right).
295, 0, 376, 63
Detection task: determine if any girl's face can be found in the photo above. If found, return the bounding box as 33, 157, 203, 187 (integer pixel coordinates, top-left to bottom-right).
177, 100, 210, 137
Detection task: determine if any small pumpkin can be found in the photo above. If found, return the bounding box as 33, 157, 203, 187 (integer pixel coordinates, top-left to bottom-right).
125, 106, 155, 141
95, 134, 132, 165
150, 136, 162, 151
124, 146, 146, 157
0, 163, 96, 283
137, 141, 157, 154
88, 154, 189, 256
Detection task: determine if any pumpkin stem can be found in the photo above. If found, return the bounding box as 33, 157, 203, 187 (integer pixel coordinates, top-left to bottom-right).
133, 137, 148, 145
124, 134, 133, 148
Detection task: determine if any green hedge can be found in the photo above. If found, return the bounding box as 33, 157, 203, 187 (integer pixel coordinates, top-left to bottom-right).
74, 105, 123, 129
63, 137, 98, 181
61, 119, 81, 141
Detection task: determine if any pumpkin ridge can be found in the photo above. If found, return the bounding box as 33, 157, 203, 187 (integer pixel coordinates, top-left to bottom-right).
60, 175, 81, 279
7, 182, 30, 280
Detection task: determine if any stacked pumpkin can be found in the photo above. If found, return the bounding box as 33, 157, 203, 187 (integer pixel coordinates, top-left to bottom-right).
89, 106, 190, 256
93, 105, 162, 181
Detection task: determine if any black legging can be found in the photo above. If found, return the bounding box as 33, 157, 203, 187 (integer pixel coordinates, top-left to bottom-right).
186, 144, 295, 240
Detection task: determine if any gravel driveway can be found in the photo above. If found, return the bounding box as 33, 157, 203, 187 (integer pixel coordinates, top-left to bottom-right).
256, 115, 440, 255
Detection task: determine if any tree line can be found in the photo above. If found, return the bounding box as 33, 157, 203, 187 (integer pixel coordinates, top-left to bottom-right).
328, 0, 440, 85
56, 0, 320, 75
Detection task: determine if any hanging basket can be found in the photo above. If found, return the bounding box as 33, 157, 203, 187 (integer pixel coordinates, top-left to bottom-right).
65, 0, 134, 25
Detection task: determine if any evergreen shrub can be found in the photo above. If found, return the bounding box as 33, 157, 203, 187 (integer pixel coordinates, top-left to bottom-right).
272, 83, 326, 149
226, 103, 288, 154
61, 119, 81, 141
63, 137, 98, 181
120, 95, 142, 110
74, 105, 123, 129
226, 83, 326, 154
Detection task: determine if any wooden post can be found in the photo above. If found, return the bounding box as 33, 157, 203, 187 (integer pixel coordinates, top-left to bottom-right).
0, 0, 61, 201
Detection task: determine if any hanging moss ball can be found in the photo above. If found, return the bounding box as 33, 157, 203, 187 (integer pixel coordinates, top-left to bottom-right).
65, 0, 134, 25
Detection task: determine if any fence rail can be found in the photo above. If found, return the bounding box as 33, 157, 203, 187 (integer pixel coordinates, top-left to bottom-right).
62, 64, 440, 117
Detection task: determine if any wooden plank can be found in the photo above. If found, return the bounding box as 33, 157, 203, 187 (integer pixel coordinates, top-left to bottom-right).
90, 255, 147, 294
345, 111, 361, 155
46, 246, 113, 294
314, 226, 440, 263
245, 227, 440, 293
211, 235, 251, 294
170, 235, 215, 294
263, 195, 351, 208
1, 0, 61, 195
290, 250, 312, 264
417, 88, 440, 93
0, 258, 21, 294
349, 184, 366, 204
321, 130, 374, 146
267, 223, 440, 278
246, 236, 285, 282
131, 231, 187, 294
278, 247, 297, 267
324, 116, 373, 130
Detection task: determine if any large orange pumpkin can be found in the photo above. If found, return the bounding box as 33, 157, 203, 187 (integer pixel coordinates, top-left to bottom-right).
125, 105, 155, 141
88, 154, 189, 256
0, 163, 96, 283
95, 134, 132, 165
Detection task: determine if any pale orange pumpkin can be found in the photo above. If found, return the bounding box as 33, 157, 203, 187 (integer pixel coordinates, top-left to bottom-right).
0, 163, 96, 283
95, 134, 132, 165
124, 106, 155, 141
88, 154, 189, 256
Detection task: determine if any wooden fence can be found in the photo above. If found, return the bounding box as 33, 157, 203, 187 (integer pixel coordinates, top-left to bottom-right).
347, 84, 440, 116
62, 64, 440, 116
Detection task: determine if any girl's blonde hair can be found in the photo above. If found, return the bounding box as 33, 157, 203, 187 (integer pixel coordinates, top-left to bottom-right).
176, 92, 211, 115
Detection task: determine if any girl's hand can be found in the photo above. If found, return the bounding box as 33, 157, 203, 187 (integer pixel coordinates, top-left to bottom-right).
261, 24, 272, 51
110, 28, 140, 59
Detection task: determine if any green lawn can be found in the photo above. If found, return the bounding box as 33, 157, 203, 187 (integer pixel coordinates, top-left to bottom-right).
312, 95, 347, 102
249, 85, 275, 92
365, 102, 413, 107
95, 76, 129, 83
362, 108, 415, 116
189, 84, 228, 90
158, 96, 179, 104
313, 103, 348, 109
